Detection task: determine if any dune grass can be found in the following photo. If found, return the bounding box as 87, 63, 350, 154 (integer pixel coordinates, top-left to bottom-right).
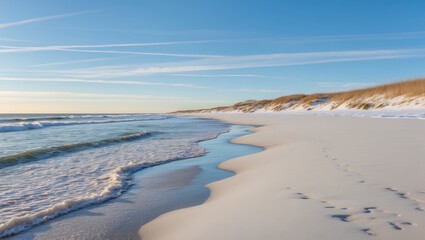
174, 78, 425, 113
329, 78, 425, 101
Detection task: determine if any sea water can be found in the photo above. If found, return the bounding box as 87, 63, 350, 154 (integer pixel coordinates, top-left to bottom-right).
0, 114, 228, 237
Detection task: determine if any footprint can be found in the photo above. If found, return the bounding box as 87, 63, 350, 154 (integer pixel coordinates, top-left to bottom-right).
363, 207, 377, 213
415, 207, 424, 211
331, 214, 351, 222
385, 187, 424, 212
292, 190, 415, 237
389, 221, 402, 230
296, 193, 310, 200
361, 228, 376, 236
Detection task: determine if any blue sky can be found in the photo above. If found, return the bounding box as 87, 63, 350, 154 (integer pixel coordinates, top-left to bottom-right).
1, 0, 425, 113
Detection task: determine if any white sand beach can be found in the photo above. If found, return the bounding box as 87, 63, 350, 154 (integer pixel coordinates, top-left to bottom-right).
140, 114, 425, 240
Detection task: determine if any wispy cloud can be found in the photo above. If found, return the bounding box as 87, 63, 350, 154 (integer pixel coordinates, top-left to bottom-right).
0, 38, 34, 43
126, 48, 425, 75
0, 40, 218, 59
219, 88, 282, 93
3, 48, 424, 79
167, 73, 290, 79
273, 31, 425, 43
226, 31, 425, 45
317, 82, 376, 90
24, 48, 425, 79
0, 91, 177, 100
0, 66, 136, 78
0, 76, 205, 89
40, 27, 242, 38
0, 10, 98, 29
59, 49, 221, 58
0, 91, 221, 103
0, 40, 215, 53
30, 58, 115, 67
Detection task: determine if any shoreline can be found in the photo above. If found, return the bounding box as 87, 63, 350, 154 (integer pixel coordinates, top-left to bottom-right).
140, 113, 425, 240
11, 124, 260, 239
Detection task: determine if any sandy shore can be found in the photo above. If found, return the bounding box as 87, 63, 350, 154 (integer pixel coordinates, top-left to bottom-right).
140, 114, 425, 240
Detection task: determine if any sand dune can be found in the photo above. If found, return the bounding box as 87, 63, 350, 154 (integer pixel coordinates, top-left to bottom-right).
140, 114, 425, 240
175, 79, 425, 113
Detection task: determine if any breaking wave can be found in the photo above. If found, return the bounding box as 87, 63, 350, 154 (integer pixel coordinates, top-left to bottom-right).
0, 132, 152, 169
0, 116, 170, 133
0, 147, 207, 238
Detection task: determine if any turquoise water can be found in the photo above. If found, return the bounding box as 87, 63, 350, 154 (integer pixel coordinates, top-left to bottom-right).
0, 114, 229, 237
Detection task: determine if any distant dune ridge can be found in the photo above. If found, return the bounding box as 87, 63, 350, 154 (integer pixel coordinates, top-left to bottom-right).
175, 78, 425, 113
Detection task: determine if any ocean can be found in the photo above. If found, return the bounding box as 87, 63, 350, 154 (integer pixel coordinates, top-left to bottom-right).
0, 114, 229, 237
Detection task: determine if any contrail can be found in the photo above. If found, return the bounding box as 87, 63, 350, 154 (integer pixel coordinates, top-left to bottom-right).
0, 10, 99, 29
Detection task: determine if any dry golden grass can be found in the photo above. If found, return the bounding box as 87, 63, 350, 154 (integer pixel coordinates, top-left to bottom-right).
329, 78, 425, 102
271, 94, 306, 104
173, 78, 425, 113
325, 78, 425, 109
299, 94, 329, 105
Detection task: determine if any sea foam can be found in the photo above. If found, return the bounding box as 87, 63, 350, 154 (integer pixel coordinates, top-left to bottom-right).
0, 154, 206, 238
0, 131, 151, 169
0, 116, 228, 237
0, 116, 169, 133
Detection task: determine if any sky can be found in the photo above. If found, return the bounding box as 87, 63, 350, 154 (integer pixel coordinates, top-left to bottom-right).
1, 0, 425, 113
